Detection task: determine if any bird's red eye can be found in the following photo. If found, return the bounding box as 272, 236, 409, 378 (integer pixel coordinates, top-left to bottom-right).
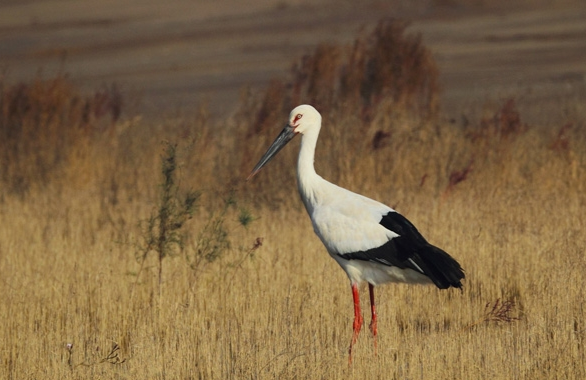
294, 114, 303, 123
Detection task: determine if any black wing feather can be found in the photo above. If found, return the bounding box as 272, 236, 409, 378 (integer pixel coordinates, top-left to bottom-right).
338, 211, 465, 289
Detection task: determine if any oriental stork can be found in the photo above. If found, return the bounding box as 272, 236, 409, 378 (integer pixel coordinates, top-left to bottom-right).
247, 104, 464, 363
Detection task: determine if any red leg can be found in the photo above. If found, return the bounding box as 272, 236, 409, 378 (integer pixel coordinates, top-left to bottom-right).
368, 283, 378, 355
348, 282, 363, 364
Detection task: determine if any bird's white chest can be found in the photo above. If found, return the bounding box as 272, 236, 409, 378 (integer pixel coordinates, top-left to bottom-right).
302, 185, 396, 256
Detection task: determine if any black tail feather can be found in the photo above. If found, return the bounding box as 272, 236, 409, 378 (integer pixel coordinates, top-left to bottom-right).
416, 244, 465, 289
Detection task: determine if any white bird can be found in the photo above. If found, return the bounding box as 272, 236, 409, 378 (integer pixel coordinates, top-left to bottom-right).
247, 104, 464, 363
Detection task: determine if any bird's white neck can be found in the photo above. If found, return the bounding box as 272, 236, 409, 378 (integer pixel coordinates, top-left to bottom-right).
297, 130, 322, 213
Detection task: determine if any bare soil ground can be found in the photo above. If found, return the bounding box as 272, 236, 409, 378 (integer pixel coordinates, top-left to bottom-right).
1, 0, 585, 118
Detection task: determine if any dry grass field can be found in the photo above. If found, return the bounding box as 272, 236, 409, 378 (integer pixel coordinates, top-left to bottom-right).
1, 2, 586, 380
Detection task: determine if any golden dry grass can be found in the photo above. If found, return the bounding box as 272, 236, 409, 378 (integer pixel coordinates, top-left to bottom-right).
2, 23, 586, 380
2, 92, 585, 380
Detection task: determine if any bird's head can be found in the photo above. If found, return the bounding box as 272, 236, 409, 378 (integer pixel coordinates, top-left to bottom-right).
247, 104, 321, 180
288, 104, 322, 135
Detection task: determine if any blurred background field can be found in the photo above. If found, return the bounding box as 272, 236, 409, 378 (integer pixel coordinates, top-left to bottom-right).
1, 1, 585, 379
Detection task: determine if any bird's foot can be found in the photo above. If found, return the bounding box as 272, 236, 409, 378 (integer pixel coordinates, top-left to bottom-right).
369, 319, 378, 356
348, 313, 363, 365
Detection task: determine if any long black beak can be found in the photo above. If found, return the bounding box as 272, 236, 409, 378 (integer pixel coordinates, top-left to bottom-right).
247, 124, 297, 180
